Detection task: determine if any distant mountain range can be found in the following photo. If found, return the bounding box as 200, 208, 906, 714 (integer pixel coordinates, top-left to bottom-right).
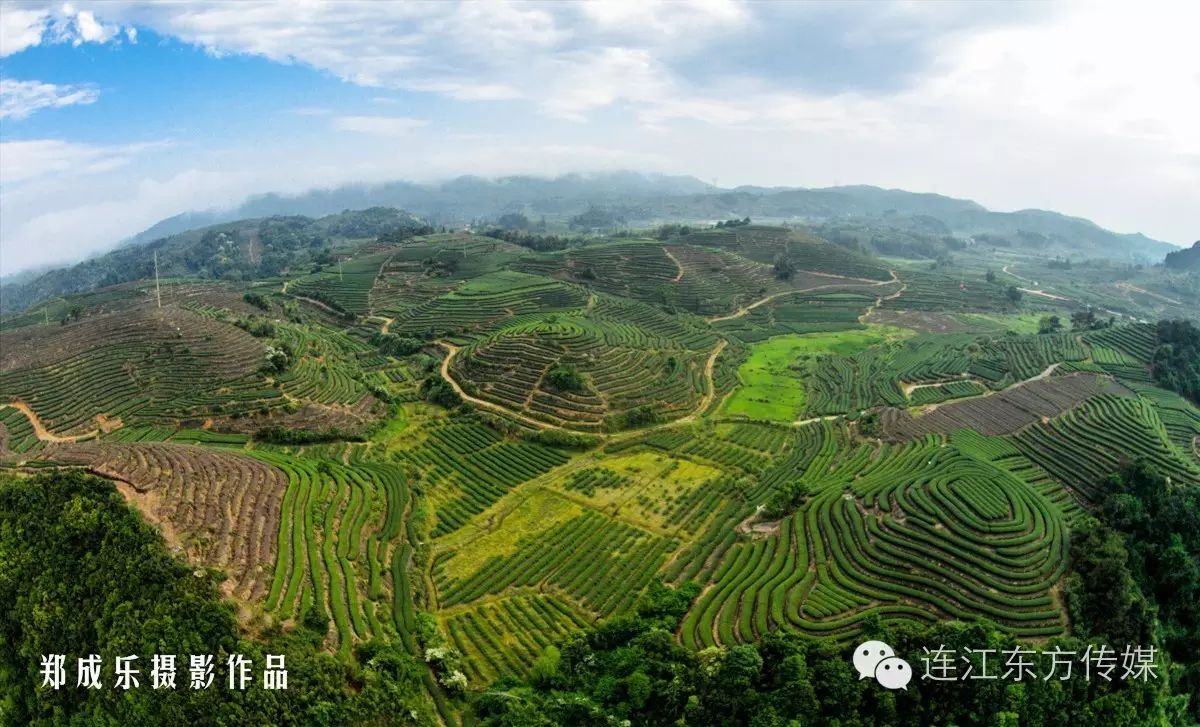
122, 172, 1175, 260
1, 172, 1178, 314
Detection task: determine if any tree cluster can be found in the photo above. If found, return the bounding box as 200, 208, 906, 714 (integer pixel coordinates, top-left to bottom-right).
1152, 319, 1200, 405
0, 471, 431, 725
715, 218, 751, 228
474, 579, 1180, 726
545, 365, 586, 392
1164, 241, 1200, 272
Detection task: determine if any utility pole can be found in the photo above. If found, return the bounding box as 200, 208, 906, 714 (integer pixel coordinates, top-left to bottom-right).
154, 251, 162, 309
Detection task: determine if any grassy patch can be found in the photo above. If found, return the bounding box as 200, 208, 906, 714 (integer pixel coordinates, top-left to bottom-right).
955, 312, 1043, 335
436, 489, 582, 582
722, 327, 907, 421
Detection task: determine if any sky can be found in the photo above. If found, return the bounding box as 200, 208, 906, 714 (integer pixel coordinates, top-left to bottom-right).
1, 0, 1197, 274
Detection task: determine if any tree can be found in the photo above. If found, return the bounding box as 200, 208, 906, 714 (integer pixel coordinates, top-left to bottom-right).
545, 365, 586, 392
1005, 285, 1023, 304
1037, 315, 1062, 334
772, 253, 795, 281
420, 377, 462, 408
496, 212, 530, 230
1071, 309, 1101, 330
986, 269, 997, 283
1152, 319, 1200, 405
264, 344, 291, 372
0, 471, 433, 725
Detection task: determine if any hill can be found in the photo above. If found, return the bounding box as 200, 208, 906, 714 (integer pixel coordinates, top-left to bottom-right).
0, 208, 429, 313
1166, 240, 1200, 271
7, 173, 1172, 301
3, 219, 1199, 723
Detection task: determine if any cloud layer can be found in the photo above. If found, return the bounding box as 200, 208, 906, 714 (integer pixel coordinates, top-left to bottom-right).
1, 0, 1197, 274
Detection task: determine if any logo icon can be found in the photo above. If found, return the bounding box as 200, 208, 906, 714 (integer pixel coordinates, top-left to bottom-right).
853, 640, 912, 690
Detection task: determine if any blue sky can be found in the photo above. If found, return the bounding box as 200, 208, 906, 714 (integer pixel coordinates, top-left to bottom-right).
1, 0, 1197, 273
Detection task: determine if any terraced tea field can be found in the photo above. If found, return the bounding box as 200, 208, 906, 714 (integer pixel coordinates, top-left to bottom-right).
5, 223, 1198, 722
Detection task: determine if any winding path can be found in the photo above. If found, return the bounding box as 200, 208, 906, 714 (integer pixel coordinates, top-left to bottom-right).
1117, 282, 1182, 306
436, 338, 728, 435
663, 247, 685, 282
6, 400, 95, 442
706, 270, 900, 324
1018, 287, 1071, 302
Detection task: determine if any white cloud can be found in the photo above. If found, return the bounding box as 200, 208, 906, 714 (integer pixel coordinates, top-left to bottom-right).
1, 2, 131, 56
0, 138, 162, 184
70, 9, 118, 44
334, 115, 430, 137
0, 79, 99, 120
0, 7, 49, 56
1, 0, 1197, 273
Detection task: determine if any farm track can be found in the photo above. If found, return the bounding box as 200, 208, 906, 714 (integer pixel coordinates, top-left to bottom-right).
7, 400, 95, 442
677, 340, 729, 423
1003, 264, 1075, 303
918, 363, 1062, 414
1019, 288, 1071, 302
437, 338, 729, 436
663, 247, 685, 282
900, 376, 980, 398
437, 342, 558, 431
859, 272, 907, 322
1117, 282, 1183, 306
286, 293, 344, 316
706, 269, 900, 324
1001, 263, 1032, 284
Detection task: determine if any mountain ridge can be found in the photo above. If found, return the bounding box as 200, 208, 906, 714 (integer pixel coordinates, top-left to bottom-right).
1, 171, 1177, 314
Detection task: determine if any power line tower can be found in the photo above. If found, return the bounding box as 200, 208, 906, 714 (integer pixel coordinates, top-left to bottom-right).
154, 251, 162, 309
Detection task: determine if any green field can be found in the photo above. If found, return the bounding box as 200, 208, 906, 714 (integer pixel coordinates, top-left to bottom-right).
722, 327, 907, 421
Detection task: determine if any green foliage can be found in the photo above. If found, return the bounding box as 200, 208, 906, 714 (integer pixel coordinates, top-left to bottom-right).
264, 344, 292, 373
1038, 315, 1063, 334
1064, 520, 1152, 646
236, 316, 276, 337
608, 404, 658, 430
1164, 240, 1200, 271
255, 424, 363, 444
762, 479, 808, 519
1005, 285, 1023, 304
483, 228, 581, 252
0, 471, 432, 725
528, 646, 561, 688
1093, 460, 1200, 720
373, 332, 425, 356
545, 365, 586, 392
1071, 309, 1109, 330
772, 253, 795, 280
569, 206, 624, 230
243, 291, 270, 310
521, 428, 601, 450
496, 213, 531, 230
1152, 319, 1200, 405
421, 376, 463, 409
473, 583, 1176, 726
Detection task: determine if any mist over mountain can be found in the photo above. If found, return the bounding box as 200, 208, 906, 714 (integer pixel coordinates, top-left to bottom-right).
1, 171, 1177, 314
122, 172, 1174, 255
